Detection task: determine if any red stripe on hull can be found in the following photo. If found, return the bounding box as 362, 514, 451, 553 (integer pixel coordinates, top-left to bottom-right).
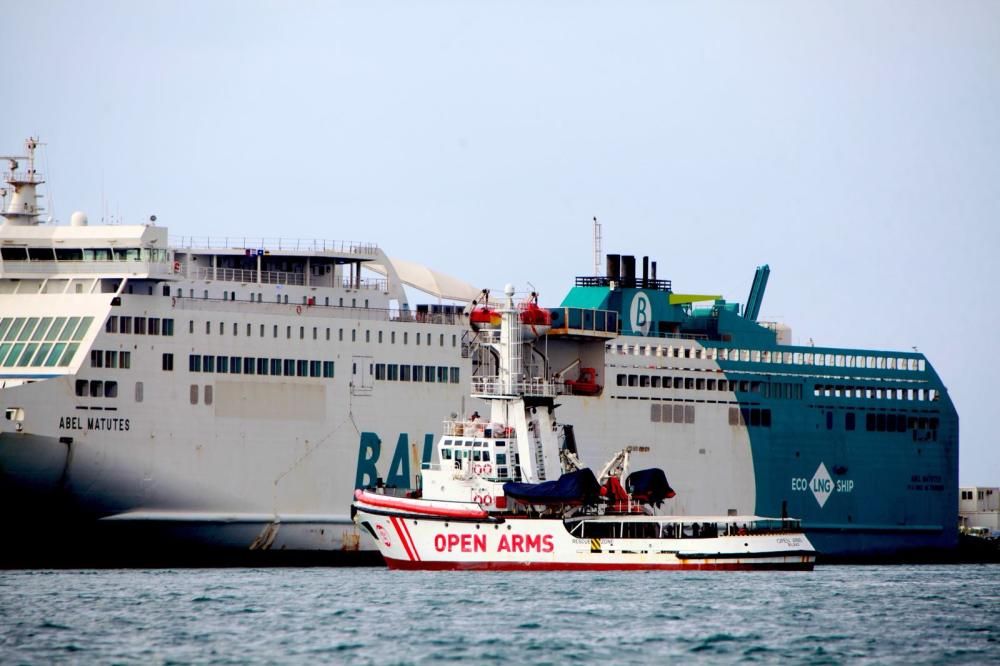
389, 516, 417, 562
382, 558, 814, 572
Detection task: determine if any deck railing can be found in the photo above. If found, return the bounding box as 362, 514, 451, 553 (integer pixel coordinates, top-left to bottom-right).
170, 236, 379, 255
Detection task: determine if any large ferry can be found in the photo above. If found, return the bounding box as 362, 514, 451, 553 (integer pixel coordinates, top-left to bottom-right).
0, 139, 958, 564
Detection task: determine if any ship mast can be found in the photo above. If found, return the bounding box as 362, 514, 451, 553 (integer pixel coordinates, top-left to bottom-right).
0, 137, 44, 226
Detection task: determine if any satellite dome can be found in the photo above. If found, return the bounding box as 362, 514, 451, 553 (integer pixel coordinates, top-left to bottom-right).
69, 211, 88, 227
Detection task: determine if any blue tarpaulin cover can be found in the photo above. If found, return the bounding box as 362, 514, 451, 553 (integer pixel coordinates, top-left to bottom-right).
503, 469, 601, 505
625, 468, 676, 507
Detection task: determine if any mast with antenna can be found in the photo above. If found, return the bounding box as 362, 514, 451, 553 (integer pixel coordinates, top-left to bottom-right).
593, 216, 602, 275
0, 137, 45, 226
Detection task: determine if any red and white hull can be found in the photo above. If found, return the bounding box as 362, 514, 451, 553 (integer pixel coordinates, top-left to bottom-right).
353, 492, 815, 571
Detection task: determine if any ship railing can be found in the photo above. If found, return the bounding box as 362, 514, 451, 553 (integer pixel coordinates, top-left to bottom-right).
443, 420, 516, 439
189, 266, 304, 286
470, 377, 565, 398
2, 170, 43, 185
575, 275, 672, 291
170, 236, 380, 255
184, 266, 389, 291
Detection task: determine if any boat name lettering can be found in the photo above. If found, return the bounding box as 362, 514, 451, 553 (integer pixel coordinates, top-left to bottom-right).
906, 474, 945, 492
58, 416, 131, 432
432, 533, 555, 553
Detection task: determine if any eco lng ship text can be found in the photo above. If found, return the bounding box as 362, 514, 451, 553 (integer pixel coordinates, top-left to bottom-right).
353, 284, 816, 570
0, 139, 958, 564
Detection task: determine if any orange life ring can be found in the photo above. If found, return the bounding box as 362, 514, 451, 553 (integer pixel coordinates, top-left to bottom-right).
172, 260, 180, 273
481, 463, 492, 476
295, 305, 302, 315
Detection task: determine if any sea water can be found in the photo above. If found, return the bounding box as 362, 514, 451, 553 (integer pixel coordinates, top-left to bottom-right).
1, 565, 997, 664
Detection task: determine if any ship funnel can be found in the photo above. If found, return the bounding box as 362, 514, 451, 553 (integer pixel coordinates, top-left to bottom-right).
621, 255, 636, 288
606, 254, 621, 282
642, 256, 649, 288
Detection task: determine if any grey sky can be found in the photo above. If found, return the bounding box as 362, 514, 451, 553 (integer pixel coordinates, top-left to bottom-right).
4, 1, 998, 483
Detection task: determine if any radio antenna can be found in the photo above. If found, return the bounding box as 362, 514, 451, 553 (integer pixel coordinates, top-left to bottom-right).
593, 216, 602, 275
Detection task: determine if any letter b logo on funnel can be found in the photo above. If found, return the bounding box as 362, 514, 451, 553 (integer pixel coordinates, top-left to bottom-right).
630, 292, 651, 336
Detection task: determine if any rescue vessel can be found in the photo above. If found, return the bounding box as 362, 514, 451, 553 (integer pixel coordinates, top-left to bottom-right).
353, 284, 816, 570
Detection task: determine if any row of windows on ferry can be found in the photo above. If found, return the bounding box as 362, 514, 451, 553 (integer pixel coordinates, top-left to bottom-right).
616, 373, 803, 399
189, 354, 335, 378
813, 384, 939, 402
375, 363, 461, 384
647, 403, 774, 428
0, 316, 94, 368
75, 379, 118, 398
105, 316, 175, 336
185, 319, 458, 348
823, 410, 941, 438
608, 343, 926, 372
0, 247, 168, 262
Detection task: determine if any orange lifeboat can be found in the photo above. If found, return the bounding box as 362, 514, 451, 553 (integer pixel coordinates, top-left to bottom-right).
469, 306, 501, 330
518, 295, 552, 338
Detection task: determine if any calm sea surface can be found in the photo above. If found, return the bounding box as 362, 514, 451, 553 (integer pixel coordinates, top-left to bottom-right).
1, 565, 997, 664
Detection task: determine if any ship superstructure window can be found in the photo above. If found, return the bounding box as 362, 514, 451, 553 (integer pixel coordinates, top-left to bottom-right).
0, 316, 92, 368
135, 381, 143, 402
413, 364, 423, 382
162, 353, 174, 371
